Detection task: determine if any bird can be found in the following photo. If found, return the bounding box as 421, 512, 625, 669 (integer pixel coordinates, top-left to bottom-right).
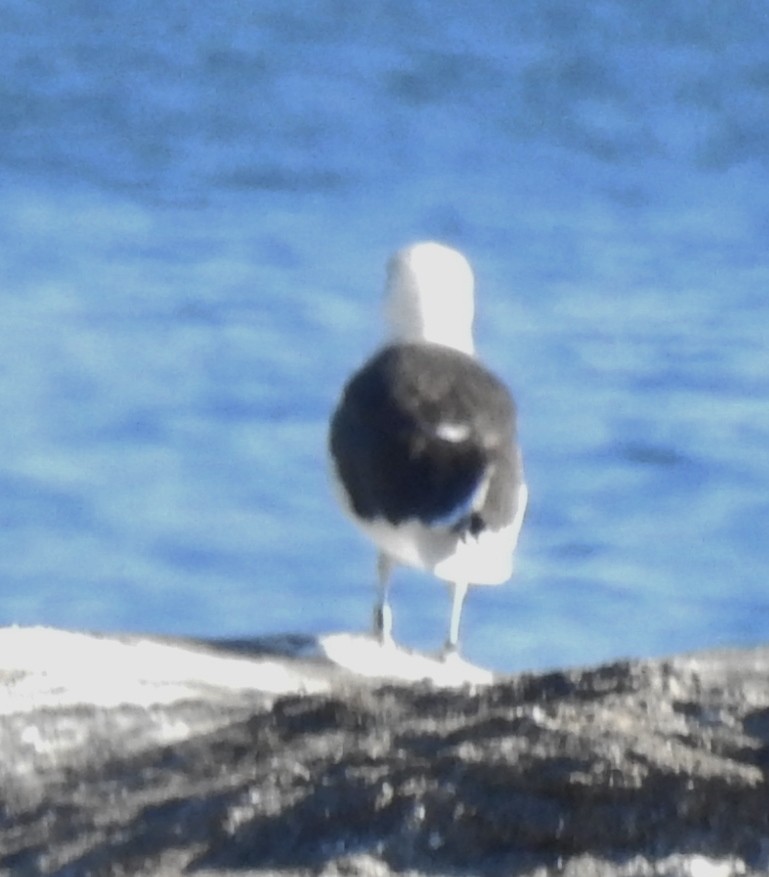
328, 241, 527, 656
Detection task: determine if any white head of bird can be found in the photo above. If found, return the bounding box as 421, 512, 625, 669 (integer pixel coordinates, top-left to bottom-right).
383, 241, 475, 356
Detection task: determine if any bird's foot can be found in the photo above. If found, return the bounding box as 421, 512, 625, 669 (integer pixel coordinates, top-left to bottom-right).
439, 640, 461, 662
372, 602, 394, 647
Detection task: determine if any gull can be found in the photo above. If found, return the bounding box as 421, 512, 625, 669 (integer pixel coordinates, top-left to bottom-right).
329, 241, 527, 655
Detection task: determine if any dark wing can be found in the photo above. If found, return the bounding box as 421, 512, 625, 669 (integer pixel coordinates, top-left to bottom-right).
330, 343, 519, 531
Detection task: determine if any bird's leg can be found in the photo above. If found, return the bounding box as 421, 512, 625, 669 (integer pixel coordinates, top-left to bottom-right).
373, 552, 394, 645
443, 580, 469, 656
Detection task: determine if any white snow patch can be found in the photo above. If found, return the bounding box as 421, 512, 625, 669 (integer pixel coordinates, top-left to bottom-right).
0, 626, 494, 723
686, 855, 745, 877
319, 632, 494, 686
0, 626, 328, 714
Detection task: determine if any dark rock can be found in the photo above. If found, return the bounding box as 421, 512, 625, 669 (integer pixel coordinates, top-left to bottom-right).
1, 627, 768, 876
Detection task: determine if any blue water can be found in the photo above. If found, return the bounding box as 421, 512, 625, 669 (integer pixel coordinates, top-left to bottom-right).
1, 1, 768, 671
